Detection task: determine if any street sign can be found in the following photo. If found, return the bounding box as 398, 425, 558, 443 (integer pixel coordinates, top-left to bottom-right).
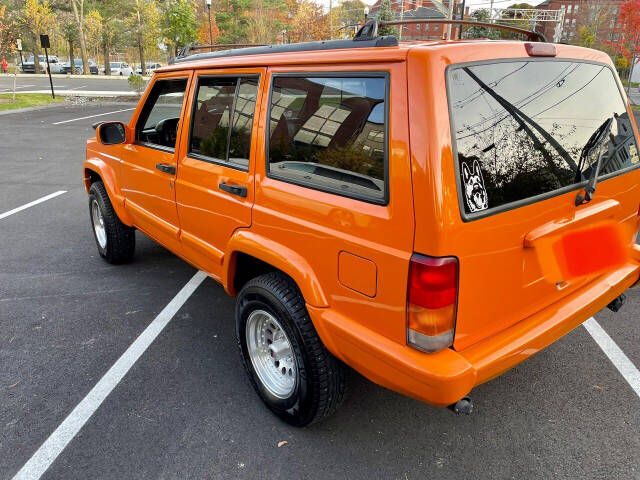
40, 34, 50, 49
16, 39, 22, 51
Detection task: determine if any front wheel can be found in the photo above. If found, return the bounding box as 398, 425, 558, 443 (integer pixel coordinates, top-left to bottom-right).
88, 181, 135, 264
236, 272, 347, 426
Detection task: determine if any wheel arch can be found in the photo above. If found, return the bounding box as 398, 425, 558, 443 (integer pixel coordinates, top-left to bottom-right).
83, 158, 134, 226
223, 231, 329, 308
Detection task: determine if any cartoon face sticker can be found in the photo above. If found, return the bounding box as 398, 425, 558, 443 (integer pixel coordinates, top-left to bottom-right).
461, 160, 489, 213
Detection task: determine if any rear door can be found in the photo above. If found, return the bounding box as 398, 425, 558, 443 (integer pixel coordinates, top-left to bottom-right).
175, 68, 265, 278
442, 59, 640, 350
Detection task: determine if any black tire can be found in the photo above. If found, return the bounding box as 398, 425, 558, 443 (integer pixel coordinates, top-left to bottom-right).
88, 181, 135, 264
236, 272, 347, 426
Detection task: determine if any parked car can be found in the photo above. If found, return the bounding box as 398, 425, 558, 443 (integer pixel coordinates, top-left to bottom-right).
83, 23, 640, 427
135, 62, 162, 75
21, 55, 62, 74
61, 59, 99, 75
107, 61, 133, 76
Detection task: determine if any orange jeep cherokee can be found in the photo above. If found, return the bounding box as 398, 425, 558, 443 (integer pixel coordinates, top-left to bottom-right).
83, 20, 640, 426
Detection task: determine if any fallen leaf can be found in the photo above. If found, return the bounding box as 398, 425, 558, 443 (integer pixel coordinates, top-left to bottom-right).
277, 441, 288, 448
9, 380, 21, 388
593, 385, 603, 390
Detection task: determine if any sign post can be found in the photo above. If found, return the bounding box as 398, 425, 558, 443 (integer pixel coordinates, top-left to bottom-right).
40, 34, 54, 99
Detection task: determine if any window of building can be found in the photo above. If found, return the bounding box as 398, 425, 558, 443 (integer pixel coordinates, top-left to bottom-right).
267, 75, 387, 203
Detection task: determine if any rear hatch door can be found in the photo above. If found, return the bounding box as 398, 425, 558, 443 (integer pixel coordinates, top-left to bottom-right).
445, 58, 640, 350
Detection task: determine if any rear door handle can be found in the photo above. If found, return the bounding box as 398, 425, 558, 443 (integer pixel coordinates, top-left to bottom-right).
156, 163, 175, 174
219, 182, 247, 198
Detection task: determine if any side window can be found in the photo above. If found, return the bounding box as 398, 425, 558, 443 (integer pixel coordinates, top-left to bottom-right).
136, 78, 188, 151
189, 76, 259, 169
267, 76, 387, 203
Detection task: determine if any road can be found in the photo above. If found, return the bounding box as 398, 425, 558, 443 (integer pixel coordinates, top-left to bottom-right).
1, 103, 639, 480
0, 75, 140, 94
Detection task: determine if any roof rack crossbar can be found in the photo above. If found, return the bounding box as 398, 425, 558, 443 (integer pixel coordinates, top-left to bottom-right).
176, 43, 268, 59
355, 19, 547, 43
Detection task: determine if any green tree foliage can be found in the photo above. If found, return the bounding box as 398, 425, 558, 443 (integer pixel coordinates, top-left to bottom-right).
23, 0, 55, 73
0, 4, 19, 59
376, 0, 396, 37
464, 8, 500, 40
160, 0, 198, 56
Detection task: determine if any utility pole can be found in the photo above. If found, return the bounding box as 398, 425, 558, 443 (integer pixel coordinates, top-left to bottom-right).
206, 0, 213, 45
629, 54, 637, 99
446, 0, 454, 40
490, 0, 494, 22
398, 0, 405, 41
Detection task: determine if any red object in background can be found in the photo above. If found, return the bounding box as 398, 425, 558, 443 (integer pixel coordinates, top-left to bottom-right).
1, 58, 8, 73
552, 222, 629, 279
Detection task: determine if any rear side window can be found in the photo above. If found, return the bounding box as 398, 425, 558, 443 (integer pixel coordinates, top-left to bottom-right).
136, 79, 188, 151
448, 60, 639, 217
189, 76, 259, 169
267, 75, 387, 203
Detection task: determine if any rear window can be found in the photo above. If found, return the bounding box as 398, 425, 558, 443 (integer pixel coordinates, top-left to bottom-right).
448, 60, 639, 218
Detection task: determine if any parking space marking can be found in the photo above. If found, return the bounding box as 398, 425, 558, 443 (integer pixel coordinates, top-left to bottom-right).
52, 108, 135, 125
584, 317, 640, 399
0, 191, 67, 220
12, 270, 208, 480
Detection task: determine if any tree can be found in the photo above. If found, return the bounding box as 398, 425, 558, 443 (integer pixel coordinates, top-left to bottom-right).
160, 0, 198, 56
84, 9, 103, 59
69, 0, 90, 75
497, 3, 534, 39
605, 0, 640, 77
577, 1, 616, 48
129, 0, 159, 75
0, 4, 19, 60
214, 0, 253, 44
376, 0, 396, 37
464, 8, 499, 39
332, 0, 366, 37
23, 0, 55, 73
287, 0, 327, 43
60, 20, 77, 73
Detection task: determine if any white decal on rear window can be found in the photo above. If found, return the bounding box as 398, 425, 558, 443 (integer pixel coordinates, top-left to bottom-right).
462, 160, 489, 212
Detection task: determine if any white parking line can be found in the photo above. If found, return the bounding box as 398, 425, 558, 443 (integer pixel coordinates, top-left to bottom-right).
12, 270, 208, 480
584, 317, 640, 399
52, 107, 135, 125
0, 84, 36, 92
0, 191, 67, 220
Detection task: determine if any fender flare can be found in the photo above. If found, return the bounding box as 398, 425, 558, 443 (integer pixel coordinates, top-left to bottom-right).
223, 230, 329, 308
83, 158, 134, 226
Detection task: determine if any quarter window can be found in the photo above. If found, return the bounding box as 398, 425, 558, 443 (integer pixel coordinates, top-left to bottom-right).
136, 79, 188, 151
189, 76, 259, 169
267, 76, 387, 202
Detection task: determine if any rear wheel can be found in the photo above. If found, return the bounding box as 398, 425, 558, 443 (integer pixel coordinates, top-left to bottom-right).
88, 181, 135, 264
236, 272, 347, 426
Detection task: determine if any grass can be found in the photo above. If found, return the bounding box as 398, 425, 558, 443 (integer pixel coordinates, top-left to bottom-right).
632, 104, 640, 112
0, 93, 62, 112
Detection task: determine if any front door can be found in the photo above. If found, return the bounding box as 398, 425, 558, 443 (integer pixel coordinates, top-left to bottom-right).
175, 69, 265, 278
121, 73, 191, 247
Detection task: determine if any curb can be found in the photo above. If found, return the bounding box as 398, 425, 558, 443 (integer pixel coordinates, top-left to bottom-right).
0, 73, 152, 80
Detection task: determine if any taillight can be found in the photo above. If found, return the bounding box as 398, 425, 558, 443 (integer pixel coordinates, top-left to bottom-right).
407, 254, 458, 353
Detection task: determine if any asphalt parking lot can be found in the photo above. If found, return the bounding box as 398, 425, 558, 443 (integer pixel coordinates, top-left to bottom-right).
1, 102, 640, 480
0, 75, 140, 95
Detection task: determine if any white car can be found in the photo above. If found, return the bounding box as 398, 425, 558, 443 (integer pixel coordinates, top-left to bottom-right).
108, 62, 133, 76
135, 62, 161, 75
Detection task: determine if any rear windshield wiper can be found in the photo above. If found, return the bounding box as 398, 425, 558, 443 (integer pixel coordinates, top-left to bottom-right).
575, 117, 614, 206
462, 67, 580, 180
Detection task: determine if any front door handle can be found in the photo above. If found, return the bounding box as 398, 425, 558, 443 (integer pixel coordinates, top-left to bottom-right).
156, 163, 175, 174
219, 182, 247, 198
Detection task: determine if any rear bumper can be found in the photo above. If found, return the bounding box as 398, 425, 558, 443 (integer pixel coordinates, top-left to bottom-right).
309, 259, 640, 407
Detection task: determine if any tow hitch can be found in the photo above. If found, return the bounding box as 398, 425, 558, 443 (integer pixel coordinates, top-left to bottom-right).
607, 293, 626, 313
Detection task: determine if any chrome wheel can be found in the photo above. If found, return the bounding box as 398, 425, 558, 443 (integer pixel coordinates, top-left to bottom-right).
246, 310, 296, 399
91, 199, 107, 249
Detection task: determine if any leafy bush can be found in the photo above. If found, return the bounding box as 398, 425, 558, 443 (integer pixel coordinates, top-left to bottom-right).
128, 74, 146, 94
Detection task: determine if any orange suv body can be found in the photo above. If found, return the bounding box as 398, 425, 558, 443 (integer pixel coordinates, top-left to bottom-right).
84, 37, 640, 422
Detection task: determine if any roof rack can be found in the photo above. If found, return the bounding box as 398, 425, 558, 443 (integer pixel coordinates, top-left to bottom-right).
176, 43, 268, 59
355, 19, 547, 43
170, 37, 398, 64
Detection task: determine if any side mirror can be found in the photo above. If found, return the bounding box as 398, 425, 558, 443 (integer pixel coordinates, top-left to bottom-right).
95, 121, 128, 145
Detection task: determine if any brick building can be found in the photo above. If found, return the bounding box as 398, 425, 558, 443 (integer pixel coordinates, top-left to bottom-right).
535, 0, 625, 45
368, 0, 468, 40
